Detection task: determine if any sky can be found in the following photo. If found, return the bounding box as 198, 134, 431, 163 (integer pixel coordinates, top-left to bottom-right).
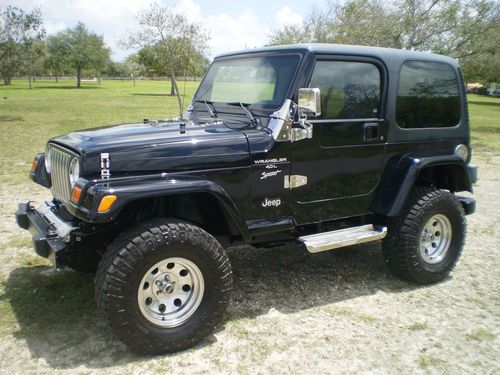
6, 0, 318, 61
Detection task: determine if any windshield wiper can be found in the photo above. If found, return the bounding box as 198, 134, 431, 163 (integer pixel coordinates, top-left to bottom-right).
226, 102, 260, 127
194, 100, 217, 118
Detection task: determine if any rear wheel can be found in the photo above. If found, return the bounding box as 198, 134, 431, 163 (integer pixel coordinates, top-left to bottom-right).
383, 187, 466, 284
95, 219, 232, 354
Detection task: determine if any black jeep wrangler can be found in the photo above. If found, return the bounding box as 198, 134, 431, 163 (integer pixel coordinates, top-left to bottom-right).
17, 44, 477, 354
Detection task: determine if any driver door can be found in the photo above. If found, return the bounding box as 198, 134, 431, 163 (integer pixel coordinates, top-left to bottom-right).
290, 57, 387, 224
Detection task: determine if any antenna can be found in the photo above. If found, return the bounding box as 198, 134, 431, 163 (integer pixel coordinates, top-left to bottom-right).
181, 43, 191, 119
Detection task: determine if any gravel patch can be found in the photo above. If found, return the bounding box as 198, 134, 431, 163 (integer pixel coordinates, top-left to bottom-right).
0, 157, 498, 374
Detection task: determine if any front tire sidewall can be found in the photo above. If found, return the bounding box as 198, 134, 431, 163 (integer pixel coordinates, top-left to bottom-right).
129, 243, 221, 344
97, 221, 231, 354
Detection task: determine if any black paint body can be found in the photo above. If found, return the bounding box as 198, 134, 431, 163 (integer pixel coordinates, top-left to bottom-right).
19, 44, 476, 256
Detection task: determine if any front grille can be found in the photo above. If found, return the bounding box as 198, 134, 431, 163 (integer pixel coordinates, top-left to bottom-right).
47, 144, 73, 203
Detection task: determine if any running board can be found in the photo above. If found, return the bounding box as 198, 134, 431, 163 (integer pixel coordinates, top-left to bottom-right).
299, 224, 387, 253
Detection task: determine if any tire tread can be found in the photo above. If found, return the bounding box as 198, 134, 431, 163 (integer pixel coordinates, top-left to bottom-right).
383, 187, 466, 284
95, 219, 232, 354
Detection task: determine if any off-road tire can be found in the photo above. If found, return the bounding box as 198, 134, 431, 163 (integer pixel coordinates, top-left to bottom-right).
95, 219, 233, 354
383, 187, 466, 285
62, 245, 102, 273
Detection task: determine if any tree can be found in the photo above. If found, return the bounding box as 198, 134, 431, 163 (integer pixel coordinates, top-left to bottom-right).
123, 2, 210, 115
124, 54, 145, 87
24, 39, 46, 89
52, 22, 110, 88
0, 6, 45, 85
269, 0, 499, 83
44, 34, 68, 83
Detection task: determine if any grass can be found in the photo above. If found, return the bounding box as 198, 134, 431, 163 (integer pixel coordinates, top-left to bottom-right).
0, 267, 96, 338
0, 80, 499, 366
418, 354, 448, 370
0, 79, 199, 186
465, 328, 496, 342
408, 321, 428, 331
0, 79, 200, 340
467, 94, 500, 156
0, 83, 498, 188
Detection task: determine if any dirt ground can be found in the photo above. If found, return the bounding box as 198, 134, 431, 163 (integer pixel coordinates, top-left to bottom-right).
0, 156, 498, 375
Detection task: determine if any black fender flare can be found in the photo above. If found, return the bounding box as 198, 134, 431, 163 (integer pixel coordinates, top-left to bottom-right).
370, 154, 473, 217
68, 174, 251, 242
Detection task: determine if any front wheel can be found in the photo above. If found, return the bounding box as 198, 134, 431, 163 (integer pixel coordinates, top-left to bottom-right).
383, 187, 466, 285
95, 220, 233, 354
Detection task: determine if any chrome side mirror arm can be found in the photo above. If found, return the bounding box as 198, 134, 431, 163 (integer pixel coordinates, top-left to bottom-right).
268, 99, 314, 142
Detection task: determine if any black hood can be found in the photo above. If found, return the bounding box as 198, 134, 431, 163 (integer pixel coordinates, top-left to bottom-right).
50, 120, 251, 177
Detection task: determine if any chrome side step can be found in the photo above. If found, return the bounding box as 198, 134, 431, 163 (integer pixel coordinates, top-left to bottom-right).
299, 224, 387, 253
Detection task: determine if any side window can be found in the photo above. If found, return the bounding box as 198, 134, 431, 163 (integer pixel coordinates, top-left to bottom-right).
309, 61, 381, 119
397, 61, 460, 128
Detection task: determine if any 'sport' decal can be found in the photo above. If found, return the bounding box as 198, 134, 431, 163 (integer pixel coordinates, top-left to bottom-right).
260, 169, 282, 180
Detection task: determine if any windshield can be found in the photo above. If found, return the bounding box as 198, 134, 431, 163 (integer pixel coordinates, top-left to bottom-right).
194, 55, 300, 108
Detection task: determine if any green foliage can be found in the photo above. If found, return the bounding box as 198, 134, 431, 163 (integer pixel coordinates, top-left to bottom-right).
44, 34, 70, 80
0, 6, 45, 84
123, 2, 210, 114
49, 22, 111, 87
269, 0, 499, 83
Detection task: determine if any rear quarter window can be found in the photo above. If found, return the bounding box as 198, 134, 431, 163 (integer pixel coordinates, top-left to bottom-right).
396, 61, 461, 128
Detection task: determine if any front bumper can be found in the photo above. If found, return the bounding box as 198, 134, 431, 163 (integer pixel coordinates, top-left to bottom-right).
15, 202, 73, 268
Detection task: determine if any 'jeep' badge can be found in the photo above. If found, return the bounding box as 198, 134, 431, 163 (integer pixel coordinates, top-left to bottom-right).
262, 197, 281, 208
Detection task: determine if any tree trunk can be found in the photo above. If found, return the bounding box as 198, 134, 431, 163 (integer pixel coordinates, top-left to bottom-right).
133, 74, 136, 87
3, 77, 11, 85
170, 75, 176, 96
28, 75, 32, 90
55, 73, 58, 83
97, 70, 101, 85
170, 69, 183, 117
77, 66, 81, 88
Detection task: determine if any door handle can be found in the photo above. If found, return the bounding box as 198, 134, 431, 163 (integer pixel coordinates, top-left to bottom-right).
363, 123, 379, 141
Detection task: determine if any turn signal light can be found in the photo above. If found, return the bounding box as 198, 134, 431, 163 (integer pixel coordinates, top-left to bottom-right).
98, 195, 117, 213
71, 186, 82, 203
31, 159, 39, 172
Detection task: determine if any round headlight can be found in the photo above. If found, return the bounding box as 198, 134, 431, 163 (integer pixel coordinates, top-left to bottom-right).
69, 157, 80, 187
45, 147, 52, 173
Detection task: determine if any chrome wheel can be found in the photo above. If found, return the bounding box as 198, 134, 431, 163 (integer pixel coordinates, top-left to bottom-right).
420, 214, 452, 264
137, 257, 205, 327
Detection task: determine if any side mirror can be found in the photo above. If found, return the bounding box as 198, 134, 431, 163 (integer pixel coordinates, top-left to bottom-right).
298, 88, 321, 117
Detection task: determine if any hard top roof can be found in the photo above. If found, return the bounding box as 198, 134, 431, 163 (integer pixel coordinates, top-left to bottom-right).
215, 43, 458, 66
